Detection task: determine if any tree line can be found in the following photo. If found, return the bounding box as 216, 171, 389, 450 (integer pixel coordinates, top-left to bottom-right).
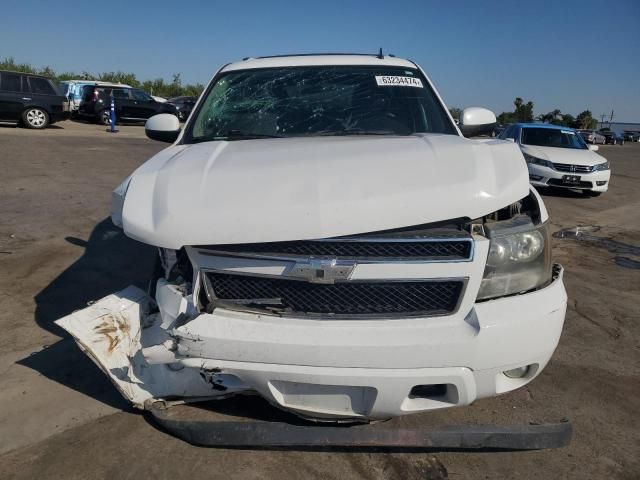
449, 97, 598, 130
0, 57, 205, 98
2, 57, 603, 126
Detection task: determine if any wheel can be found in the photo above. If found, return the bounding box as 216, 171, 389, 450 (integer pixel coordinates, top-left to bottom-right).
99, 109, 112, 126
22, 108, 49, 129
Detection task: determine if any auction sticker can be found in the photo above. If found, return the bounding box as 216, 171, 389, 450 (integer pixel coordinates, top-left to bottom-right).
375, 76, 423, 88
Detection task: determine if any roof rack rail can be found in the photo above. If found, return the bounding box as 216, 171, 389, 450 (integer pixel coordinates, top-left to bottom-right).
251, 52, 392, 60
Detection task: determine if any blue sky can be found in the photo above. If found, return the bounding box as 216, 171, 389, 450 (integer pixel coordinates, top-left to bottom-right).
2, 0, 639, 121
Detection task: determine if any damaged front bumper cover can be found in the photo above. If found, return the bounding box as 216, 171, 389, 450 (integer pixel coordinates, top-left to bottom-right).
55, 271, 571, 449
55, 285, 250, 407
56, 269, 567, 417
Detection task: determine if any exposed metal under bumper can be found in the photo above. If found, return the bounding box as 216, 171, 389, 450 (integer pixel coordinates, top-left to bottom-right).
149, 402, 573, 450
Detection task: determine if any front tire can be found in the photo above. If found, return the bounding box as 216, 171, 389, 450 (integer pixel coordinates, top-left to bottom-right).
22, 108, 49, 129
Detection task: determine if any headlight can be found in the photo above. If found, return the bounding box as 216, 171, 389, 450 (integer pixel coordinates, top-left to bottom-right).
523, 153, 553, 169
111, 175, 133, 228
593, 161, 610, 171
477, 217, 552, 301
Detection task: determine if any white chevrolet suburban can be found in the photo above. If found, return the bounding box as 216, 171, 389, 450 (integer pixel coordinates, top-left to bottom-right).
57, 54, 567, 422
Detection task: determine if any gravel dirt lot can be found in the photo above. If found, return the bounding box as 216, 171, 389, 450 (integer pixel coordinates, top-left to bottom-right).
0, 120, 638, 479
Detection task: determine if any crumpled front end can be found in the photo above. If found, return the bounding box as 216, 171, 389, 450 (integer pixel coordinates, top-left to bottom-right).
56, 191, 567, 421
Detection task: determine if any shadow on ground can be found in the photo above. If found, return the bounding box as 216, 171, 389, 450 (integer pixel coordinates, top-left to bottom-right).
18, 217, 156, 409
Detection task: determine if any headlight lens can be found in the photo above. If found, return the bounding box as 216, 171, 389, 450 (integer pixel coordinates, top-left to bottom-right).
523, 153, 553, 169
593, 161, 610, 171
477, 218, 552, 301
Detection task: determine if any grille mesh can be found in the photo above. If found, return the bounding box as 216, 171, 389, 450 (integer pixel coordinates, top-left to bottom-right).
200, 239, 472, 260
207, 272, 463, 317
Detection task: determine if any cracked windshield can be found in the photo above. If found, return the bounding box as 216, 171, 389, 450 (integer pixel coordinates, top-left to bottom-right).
188, 65, 456, 142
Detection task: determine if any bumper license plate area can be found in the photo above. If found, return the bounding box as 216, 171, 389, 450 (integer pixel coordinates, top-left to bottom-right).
562, 174, 581, 185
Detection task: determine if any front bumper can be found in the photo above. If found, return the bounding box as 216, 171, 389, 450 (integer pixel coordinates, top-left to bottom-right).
528, 164, 610, 192
55, 265, 567, 421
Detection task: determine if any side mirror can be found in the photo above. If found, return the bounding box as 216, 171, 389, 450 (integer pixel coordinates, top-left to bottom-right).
459, 107, 497, 137
145, 114, 180, 143
588, 144, 599, 151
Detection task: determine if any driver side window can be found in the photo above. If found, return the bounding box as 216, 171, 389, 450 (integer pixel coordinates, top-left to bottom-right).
132, 89, 151, 101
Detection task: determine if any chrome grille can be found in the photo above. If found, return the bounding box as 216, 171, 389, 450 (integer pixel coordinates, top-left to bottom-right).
205, 272, 465, 318
552, 163, 593, 173
197, 237, 473, 261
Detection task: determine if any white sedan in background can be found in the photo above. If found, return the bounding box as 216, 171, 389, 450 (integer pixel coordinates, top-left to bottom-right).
499, 123, 611, 196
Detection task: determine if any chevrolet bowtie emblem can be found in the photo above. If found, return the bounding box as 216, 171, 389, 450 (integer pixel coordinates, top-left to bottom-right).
287, 258, 356, 284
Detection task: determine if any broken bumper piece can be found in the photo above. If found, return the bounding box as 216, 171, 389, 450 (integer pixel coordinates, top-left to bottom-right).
149, 400, 573, 450
55, 268, 566, 421
55, 285, 248, 408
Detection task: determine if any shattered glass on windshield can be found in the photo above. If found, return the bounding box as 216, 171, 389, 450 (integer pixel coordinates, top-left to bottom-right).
188, 66, 456, 142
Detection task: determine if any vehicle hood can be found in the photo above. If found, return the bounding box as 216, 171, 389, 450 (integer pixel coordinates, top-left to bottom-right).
521, 144, 606, 166
121, 135, 529, 248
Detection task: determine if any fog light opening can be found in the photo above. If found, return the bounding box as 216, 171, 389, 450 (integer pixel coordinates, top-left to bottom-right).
529, 174, 543, 181
596, 181, 607, 186
503, 365, 531, 379
409, 384, 447, 399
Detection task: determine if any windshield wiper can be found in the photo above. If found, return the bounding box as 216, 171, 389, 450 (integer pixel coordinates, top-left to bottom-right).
315, 129, 397, 136
216, 130, 283, 140
191, 131, 283, 143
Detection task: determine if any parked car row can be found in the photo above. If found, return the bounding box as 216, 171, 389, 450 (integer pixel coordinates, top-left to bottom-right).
1, 70, 199, 129
623, 130, 640, 142
76, 84, 198, 125
78, 84, 177, 125
59, 79, 131, 115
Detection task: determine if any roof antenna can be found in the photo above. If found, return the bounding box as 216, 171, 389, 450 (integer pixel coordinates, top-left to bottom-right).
377, 47, 384, 59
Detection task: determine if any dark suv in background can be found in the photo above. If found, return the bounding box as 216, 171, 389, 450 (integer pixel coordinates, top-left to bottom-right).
0, 70, 69, 128
166, 96, 197, 121
601, 131, 625, 145
79, 85, 176, 124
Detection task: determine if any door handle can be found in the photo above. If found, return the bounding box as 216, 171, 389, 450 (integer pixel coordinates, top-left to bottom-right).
22, 97, 32, 101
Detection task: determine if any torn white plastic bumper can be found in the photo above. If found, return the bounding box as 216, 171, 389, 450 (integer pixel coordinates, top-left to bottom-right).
54, 285, 247, 408
56, 268, 566, 420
